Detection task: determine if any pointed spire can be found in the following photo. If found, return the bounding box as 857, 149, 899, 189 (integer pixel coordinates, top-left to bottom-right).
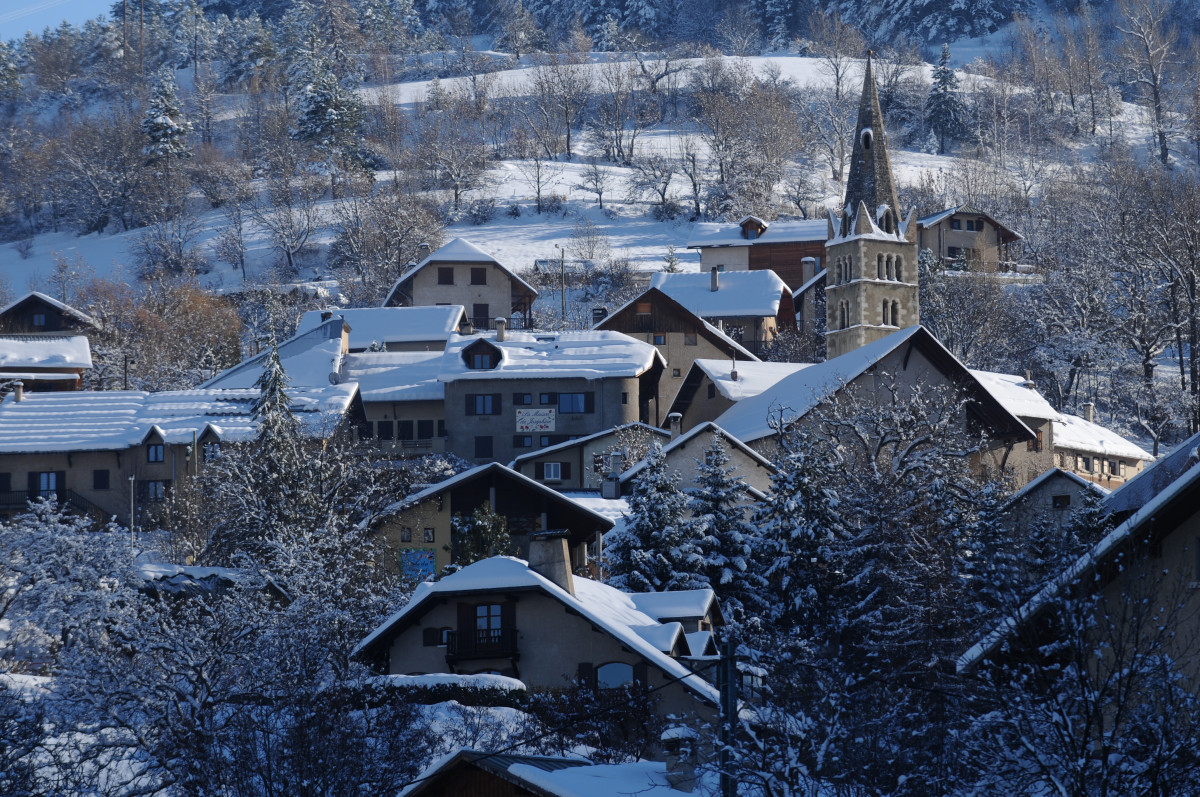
843, 52, 901, 227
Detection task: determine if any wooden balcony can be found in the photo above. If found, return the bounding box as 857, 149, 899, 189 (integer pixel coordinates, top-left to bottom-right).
445, 627, 519, 661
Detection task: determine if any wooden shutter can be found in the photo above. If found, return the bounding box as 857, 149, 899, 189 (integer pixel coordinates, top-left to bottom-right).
633, 661, 649, 685
465, 395, 476, 416
584, 392, 595, 413
576, 662, 596, 689
561, 462, 572, 480
26, 472, 37, 499
534, 462, 545, 480
456, 603, 474, 652
501, 601, 515, 633
492, 393, 502, 413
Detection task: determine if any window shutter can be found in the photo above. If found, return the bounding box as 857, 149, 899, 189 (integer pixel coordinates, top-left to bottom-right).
633, 661, 649, 685
422, 627, 439, 646
534, 462, 545, 480
26, 472, 37, 499
501, 601, 515, 629
55, 471, 65, 498
456, 603, 474, 641
493, 393, 502, 413
465, 395, 475, 416
584, 392, 595, 413
576, 662, 596, 689
561, 462, 572, 480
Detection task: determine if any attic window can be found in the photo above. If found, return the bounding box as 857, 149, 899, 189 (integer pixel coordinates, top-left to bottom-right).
32, 313, 46, 327
635, 302, 651, 315
462, 339, 501, 370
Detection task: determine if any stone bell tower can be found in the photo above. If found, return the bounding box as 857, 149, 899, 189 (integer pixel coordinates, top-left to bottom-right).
824, 53, 919, 360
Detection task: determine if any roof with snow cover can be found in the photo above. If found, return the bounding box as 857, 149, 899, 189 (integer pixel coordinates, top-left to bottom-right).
713, 325, 1035, 445
0, 291, 97, 328
0, 334, 92, 370
1052, 412, 1153, 461
686, 219, 827, 249
620, 422, 775, 488
648, 269, 789, 318
439, 330, 663, 382
202, 317, 347, 390
509, 422, 669, 468
693, 359, 811, 402
297, 306, 465, 350
342, 350, 446, 402
1104, 429, 1200, 519
0, 383, 358, 453
354, 556, 720, 705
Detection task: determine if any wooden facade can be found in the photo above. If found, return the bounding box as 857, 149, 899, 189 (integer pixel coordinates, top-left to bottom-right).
748, 239, 826, 290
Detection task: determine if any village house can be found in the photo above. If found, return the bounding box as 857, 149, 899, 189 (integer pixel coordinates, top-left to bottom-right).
686, 214, 826, 289
439, 327, 664, 465
0, 292, 98, 392
366, 462, 615, 575
620, 419, 777, 499
353, 546, 721, 724
915, 205, 1024, 269
958, 430, 1200, 689
1001, 467, 1108, 535
647, 269, 796, 355
593, 286, 757, 412
0, 381, 360, 525
1052, 404, 1153, 488
382, 238, 537, 331
509, 421, 670, 491
668, 359, 811, 434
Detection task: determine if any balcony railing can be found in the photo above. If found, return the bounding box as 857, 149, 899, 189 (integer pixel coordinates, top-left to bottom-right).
446, 627, 519, 660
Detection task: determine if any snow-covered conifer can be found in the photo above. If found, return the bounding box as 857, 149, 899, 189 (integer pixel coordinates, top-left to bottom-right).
141, 69, 193, 162
925, 43, 964, 155
605, 444, 703, 592
687, 434, 763, 621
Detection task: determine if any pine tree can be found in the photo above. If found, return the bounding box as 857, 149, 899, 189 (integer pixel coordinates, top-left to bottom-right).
253, 341, 298, 448
687, 435, 763, 621
763, 0, 790, 50
925, 42, 964, 155
141, 69, 193, 163
291, 51, 365, 160
605, 444, 702, 592
0, 41, 19, 101
660, 243, 682, 272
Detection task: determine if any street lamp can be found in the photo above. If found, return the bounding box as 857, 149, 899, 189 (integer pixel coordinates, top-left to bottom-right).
128, 475, 136, 559
553, 243, 566, 327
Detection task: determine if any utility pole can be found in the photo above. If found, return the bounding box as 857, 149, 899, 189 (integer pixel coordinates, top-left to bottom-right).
128, 475, 136, 560
718, 633, 738, 797
554, 243, 566, 327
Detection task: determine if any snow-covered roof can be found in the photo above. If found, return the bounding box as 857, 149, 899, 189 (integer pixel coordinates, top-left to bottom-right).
401, 749, 696, 797
509, 422, 669, 468
439, 331, 663, 382
377, 462, 616, 530
371, 673, 526, 692
342, 350, 445, 403
0, 334, 91, 369
297, 306, 464, 350
355, 556, 719, 705
1052, 413, 1153, 461
559, 491, 629, 540
693, 359, 811, 402
969, 370, 1060, 422
621, 422, 774, 484
648, 270, 788, 318
686, 219, 827, 249
958, 457, 1200, 673
713, 326, 1034, 445
1104, 430, 1200, 518
0, 384, 358, 453
629, 589, 717, 622
0, 291, 96, 327
202, 317, 347, 389
386, 238, 538, 303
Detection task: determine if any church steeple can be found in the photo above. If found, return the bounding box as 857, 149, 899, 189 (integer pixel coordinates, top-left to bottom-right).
842, 53, 901, 234
823, 52, 919, 361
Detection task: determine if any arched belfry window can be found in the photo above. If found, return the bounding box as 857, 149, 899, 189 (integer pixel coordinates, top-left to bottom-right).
877, 254, 884, 279
892, 300, 900, 326
882, 300, 890, 326
895, 256, 903, 282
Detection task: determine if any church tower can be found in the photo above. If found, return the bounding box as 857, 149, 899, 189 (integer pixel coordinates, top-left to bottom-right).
824, 53, 919, 360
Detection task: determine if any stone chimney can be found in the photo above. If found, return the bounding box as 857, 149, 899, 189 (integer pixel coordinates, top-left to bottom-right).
458, 318, 474, 336
12, 381, 23, 403
668, 412, 682, 440
418, 242, 431, 256
710, 267, 719, 292
730, 358, 738, 382
495, 317, 507, 342
320, 309, 333, 322
662, 727, 699, 792
528, 531, 574, 595
600, 449, 624, 499
1082, 402, 1095, 424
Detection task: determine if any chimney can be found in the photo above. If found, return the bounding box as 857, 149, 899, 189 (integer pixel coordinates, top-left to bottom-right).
418, 242, 431, 256
668, 412, 682, 440
600, 449, 624, 499
495, 317, 507, 342
12, 381, 23, 402
528, 531, 574, 595
592, 307, 609, 325
458, 318, 474, 336
320, 309, 333, 322
662, 727, 699, 792
730, 357, 738, 382
710, 267, 719, 292
801, 256, 817, 276
1082, 402, 1095, 424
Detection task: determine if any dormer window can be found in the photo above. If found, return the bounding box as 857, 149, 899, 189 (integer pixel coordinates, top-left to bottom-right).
147, 443, 164, 463
462, 339, 501, 370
